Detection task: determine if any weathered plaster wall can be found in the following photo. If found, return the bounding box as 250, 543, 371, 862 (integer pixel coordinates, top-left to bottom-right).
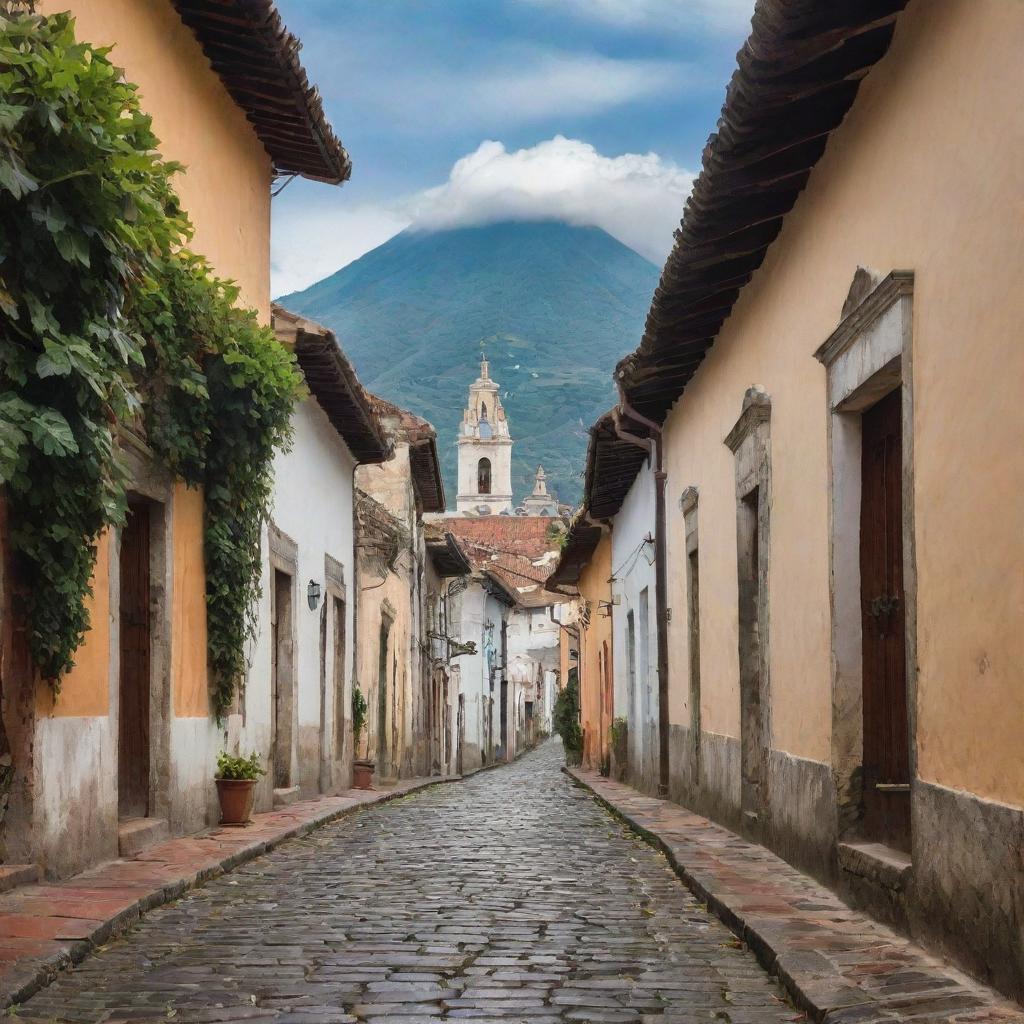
41, 0, 273, 319
31, 534, 118, 875
610, 464, 658, 791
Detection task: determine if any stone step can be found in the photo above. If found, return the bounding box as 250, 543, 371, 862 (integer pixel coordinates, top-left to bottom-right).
0, 863, 40, 893
273, 785, 301, 807
118, 817, 170, 858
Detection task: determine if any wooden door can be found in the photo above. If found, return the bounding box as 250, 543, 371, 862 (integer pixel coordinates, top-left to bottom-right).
860, 388, 911, 850
333, 597, 346, 758
377, 617, 391, 772
119, 502, 151, 820
272, 569, 293, 789
456, 694, 464, 776
499, 678, 508, 757
601, 641, 612, 764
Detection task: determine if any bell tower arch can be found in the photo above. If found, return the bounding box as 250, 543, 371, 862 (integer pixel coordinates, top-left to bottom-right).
456, 357, 513, 515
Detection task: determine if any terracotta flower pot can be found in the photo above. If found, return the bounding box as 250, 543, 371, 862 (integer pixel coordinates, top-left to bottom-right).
216, 778, 257, 825
353, 760, 375, 790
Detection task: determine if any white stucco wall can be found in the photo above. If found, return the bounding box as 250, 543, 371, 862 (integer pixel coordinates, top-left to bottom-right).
240, 398, 357, 806
451, 581, 509, 771
610, 462, 658, 788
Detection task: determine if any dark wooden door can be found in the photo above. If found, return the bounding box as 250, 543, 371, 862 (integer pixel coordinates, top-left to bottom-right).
860, 388, 911, 850
272, 569, 293, 789
456, 694, 464, 776
499, 678, 508, 757
333, 597, 346, 758
119, 502, 151, 820
377, 618, 391, 772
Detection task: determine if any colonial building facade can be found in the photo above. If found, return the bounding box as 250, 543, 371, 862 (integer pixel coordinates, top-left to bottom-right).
549, 0, 1024, 1001
354, 396, 470, 783
0, 0, 350, 878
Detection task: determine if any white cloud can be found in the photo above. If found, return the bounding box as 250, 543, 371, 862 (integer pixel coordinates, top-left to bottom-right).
271, 137, 694, 295
522, 0, 755, 37
403, 137, 693, 263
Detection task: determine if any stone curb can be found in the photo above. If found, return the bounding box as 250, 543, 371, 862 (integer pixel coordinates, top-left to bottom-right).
563, 766, 1022, 1024
0, 769, 483, 1010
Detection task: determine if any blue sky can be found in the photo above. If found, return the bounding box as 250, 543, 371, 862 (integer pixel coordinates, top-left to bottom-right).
271, 0, 755, 295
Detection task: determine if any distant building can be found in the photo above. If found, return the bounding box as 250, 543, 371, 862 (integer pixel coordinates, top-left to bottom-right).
456, 359, 513, 515
354, 396, 468, 783
519, 466, 558, 517
454, 360, 563, 517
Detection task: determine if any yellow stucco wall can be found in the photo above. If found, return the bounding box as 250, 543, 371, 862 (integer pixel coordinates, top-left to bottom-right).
577, 534, 612, 768
39, 0, 273, 321
355, 571, 412, 765
172, 483, 209, 717
661, 0, 1023, 805
38, 532, 111, 718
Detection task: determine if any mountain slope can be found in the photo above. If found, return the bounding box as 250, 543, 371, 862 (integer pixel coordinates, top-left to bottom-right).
277, 220, 660, 507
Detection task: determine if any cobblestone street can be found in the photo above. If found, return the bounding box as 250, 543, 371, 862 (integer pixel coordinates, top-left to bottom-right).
18, 742, 793, 1023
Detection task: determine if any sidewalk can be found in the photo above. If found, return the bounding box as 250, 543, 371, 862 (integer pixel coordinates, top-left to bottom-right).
565, 766, 1023, 1024
0, 773, 456, 1009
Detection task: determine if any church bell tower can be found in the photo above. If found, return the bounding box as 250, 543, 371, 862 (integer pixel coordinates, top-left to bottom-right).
456, 357, 513, 515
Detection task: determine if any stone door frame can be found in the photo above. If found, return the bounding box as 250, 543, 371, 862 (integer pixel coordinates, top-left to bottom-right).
815, 269, 918, 847
118, 436, 174, 827
724, 386, 772, 837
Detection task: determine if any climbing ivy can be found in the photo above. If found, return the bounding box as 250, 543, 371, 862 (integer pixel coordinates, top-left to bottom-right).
0, 7, 302, 717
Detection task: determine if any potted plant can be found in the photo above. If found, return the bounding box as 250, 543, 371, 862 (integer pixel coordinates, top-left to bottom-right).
215, 750, 266, 825
351, 685, 374, 789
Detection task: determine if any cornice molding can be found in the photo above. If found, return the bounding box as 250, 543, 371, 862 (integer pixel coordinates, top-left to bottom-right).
815, 269, 914, 367
679, 486, 699, 515
724, 386, 771, 453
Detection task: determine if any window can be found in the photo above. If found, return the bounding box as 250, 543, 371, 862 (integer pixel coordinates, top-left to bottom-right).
477, 457, 492, 494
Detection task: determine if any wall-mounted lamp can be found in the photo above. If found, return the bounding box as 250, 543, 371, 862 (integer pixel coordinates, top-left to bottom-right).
307, 579, 322, 611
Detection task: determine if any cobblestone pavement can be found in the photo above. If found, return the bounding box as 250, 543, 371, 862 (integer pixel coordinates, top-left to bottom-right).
18, 742, 794, 1023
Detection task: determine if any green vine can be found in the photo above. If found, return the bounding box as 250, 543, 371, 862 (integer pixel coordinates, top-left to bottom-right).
352, 685, 368, 752
553, 668, 583, 766
0, 7, 302, 717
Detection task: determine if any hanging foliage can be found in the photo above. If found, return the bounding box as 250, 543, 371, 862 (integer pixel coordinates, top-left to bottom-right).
0, 7, 302, 717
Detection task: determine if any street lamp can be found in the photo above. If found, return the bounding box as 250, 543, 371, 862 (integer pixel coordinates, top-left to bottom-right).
307, 579, 322, 611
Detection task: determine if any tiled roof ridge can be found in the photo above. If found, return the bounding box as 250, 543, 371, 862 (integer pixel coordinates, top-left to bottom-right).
171, 0, 351, 183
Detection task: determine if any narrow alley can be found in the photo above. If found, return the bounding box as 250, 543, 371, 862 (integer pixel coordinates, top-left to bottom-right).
17, 743, 792, 1023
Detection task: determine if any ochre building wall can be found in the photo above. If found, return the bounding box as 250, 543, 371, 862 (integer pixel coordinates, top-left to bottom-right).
39, 0, 273, 321
662, 0, 1023, 802
37, 532, 111, 719
577, 535, 612, 771
657, 0, 1023, 995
